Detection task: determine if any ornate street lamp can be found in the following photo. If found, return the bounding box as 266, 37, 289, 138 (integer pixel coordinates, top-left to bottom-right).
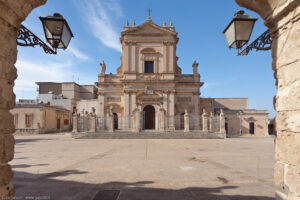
223, 10, 272, 56
17, 13, 74, 54
223, 10, 257, 50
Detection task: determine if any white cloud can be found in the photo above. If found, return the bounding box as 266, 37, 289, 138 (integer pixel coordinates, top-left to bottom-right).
82, 0, 122, 52
67, 46, 91, 61
14, 60, 74, 98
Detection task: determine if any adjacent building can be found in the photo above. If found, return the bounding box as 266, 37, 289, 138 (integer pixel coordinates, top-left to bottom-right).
11, 99, 70, 134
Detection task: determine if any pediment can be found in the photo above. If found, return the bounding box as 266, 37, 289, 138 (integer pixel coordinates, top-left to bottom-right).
123, 21, 176, 36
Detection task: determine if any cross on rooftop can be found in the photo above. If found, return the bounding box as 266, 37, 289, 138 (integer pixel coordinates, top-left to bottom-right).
147, 8, 152, 20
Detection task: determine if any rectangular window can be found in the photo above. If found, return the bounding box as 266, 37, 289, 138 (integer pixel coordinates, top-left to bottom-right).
25, 114, 33, 128
64, 119, 69, 125
144, 61, 154, 73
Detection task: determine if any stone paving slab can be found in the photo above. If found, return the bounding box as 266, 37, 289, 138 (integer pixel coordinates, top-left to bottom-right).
11, 133, 275, 200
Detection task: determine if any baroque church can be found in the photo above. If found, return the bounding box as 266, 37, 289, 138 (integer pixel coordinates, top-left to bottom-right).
31, 15, 268, 136
97, 16, 203, 131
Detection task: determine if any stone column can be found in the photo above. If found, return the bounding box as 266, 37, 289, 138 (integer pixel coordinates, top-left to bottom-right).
98, 92, 105, 130
209, 112, 213, 132
163, 42, 168, 72
123, 91, 130, 129
219, 109, 226, 137
202, 109, 208, 132
131, 42, 136, 72
168, 91, 175, 130
159, 108, 166, 132
184, 109, 190, 133
72, 114, 78, 132
169, 43, 175, 72
163, 92, 168, 128
131, 92, 136, 114
234, 1, 300, 199
132, 108, 140, 133
193, 93, 200, 130
0, 1, 47, 198
124, 42, 130, 72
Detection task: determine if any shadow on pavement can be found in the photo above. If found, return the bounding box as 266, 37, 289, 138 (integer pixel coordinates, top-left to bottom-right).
13, 170, 275, 200
12, 164, 49, 169
15, 138, 53, 145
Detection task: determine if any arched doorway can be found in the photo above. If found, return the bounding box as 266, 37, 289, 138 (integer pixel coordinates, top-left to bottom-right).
113, 113, 118, 130
143, 105, 155, 129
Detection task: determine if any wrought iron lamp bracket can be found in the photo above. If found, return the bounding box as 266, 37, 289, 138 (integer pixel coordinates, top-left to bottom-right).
17, 24, 56, 54
238, 29, 272, 56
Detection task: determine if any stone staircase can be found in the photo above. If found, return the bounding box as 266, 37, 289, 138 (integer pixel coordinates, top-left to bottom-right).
72, 130, 224, 139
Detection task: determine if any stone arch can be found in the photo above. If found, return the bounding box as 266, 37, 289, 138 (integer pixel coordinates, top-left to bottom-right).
235, 1, 300, 199
0, 0, 48, 198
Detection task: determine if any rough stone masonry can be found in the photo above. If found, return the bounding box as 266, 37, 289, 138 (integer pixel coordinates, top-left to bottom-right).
235, 0, 300, 199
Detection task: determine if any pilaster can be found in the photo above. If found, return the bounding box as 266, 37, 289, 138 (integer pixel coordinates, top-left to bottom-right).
168, 91, 175, 130
193, 92, 200, 130
202, 109, 208, 132
123, 91, 130, 129
219, 109, 226, 137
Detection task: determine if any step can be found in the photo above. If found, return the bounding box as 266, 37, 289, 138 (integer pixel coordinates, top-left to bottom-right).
72, 131, 224, 139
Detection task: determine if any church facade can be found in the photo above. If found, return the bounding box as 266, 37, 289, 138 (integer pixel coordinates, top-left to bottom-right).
96, 17, 204, 132
34, 17, 269, 136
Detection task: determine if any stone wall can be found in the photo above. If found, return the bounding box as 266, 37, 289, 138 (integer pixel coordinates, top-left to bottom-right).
0, 0, 46, 198
10, 107, 43, 130
235, 0, 300, 199
213, 98, 248, 110
225, 111, 268, 137
77, 99, 98, 115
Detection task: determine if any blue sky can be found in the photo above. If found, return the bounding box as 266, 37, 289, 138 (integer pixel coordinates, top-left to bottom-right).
16, 0, 276, 117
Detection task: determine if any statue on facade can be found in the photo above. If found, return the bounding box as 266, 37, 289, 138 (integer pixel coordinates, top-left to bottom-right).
192, 61, 199, 75
100, 60, 106, 75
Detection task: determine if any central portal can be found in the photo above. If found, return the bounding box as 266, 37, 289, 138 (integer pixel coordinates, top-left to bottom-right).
143, 105, 155, 130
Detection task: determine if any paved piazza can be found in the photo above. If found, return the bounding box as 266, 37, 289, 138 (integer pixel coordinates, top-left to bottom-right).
12, 134, 275, 200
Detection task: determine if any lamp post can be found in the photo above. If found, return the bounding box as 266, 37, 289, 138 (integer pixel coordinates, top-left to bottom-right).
17, 13, 74, 54
223, 10, 272, 56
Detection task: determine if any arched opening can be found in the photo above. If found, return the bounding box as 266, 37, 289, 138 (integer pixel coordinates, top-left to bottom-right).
143, 105, 155, 130
113, 113, 118, 130
249, 122, 255, 134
